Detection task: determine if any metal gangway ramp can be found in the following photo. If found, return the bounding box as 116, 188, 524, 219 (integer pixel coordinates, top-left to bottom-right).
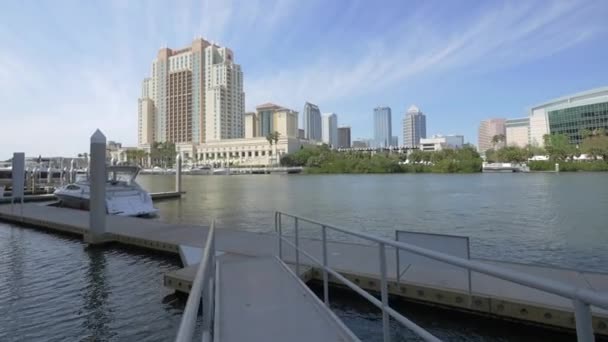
175, 220, 359, 342
215, 256, 358, 342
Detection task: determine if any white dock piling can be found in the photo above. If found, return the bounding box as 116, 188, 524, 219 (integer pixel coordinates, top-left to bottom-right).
86, 129, 108, 244
47, 167, 52, 185
176, 154, 182, 193
70, 159, 76, 183
61, 167, 67, 186
31, 167, 37, 194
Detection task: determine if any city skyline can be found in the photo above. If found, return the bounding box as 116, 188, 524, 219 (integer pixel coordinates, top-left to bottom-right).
2, 1, 608, 159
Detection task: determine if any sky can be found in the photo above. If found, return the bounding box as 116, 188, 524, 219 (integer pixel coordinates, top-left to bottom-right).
1, 0, 608, 159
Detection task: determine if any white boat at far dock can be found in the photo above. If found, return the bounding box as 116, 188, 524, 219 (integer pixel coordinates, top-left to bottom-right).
54, 166, 158, 217
482, 162, 529, 173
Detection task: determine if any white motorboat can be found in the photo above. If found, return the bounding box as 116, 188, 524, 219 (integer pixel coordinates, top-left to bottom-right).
54, 166, 158, 217
188, 165, 212, 175
212, 167, 231, 175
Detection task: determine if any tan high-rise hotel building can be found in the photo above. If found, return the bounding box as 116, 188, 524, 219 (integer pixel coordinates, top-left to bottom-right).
138, 38, 244, 146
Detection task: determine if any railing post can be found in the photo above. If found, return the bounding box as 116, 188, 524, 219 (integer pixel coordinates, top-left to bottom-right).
573, 299, 595, 342
295, 217, 300, 277
322, 225, 329, 307
278, 213, 283, 260
379, 242, 391, 342
395, 232, 400, 286
202, 225, 214, 341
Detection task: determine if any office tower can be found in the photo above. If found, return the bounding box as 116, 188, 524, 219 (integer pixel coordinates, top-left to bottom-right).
373, 106, 392, 148
322, 113, 338, 148
137, 38, 244, 146
302, 102, 322, 141
338, 127, 351, 148
402, 105, 427, 147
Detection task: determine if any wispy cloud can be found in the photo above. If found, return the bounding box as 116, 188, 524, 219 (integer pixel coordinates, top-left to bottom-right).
245, 0, 605, 110
0, 0, 606, 159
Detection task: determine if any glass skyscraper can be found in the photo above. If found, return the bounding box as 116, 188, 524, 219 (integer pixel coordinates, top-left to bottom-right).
373, 107, 392, 148
302, 102, 322, 141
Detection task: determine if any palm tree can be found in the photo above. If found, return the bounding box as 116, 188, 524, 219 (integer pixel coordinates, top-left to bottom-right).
265, 131, 281, 166
266, 133, 274, 166
491, 134, 506, 149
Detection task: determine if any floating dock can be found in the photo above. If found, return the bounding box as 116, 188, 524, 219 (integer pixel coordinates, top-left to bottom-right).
213, 255, 357, 342
0, 191, 182, 204
0, 203, 606, 337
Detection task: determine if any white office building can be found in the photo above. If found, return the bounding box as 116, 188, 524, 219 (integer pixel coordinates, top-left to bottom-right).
528, 87, 608, 146
505, 118, 530, 147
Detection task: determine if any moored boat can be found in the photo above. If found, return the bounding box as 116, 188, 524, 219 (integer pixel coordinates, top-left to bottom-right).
54, 166, 158, 217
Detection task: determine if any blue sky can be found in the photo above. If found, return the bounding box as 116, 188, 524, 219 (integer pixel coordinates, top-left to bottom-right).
1, 0, 607, 159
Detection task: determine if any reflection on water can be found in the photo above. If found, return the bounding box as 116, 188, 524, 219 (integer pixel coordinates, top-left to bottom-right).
140, 173, 608, 272
2, 172, 607, 341
0, 223, 186, 341
82, 246, 112, 341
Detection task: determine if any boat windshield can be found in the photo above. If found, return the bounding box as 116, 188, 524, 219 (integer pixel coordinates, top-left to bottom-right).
107, 166, 139, 184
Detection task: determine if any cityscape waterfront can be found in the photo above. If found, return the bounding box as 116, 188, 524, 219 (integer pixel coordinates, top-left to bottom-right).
2, 1, 608, 342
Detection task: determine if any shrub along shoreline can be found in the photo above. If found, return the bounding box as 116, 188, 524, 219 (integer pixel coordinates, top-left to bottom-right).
529, 161, 608, 172
280, 145, 608, 174
281, 146, 483, 174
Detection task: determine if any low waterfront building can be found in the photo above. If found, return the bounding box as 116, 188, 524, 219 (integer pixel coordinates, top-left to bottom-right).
352, 139, 369, 148
419, 135, 464, 152
505, 118, 530, 147
391, 136, 398, 147
167, 137, 315, 166
529, 87, 608, 146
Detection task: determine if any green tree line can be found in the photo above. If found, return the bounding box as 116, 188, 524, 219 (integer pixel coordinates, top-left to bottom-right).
486, 130, 608, 163
280, 145, 483, 173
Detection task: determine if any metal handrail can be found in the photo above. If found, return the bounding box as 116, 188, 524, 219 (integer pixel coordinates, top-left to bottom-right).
175, 220, 216, 342
275, 211, 605, 342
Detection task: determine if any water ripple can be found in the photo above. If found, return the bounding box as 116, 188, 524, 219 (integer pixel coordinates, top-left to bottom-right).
0, 223, 185, 341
